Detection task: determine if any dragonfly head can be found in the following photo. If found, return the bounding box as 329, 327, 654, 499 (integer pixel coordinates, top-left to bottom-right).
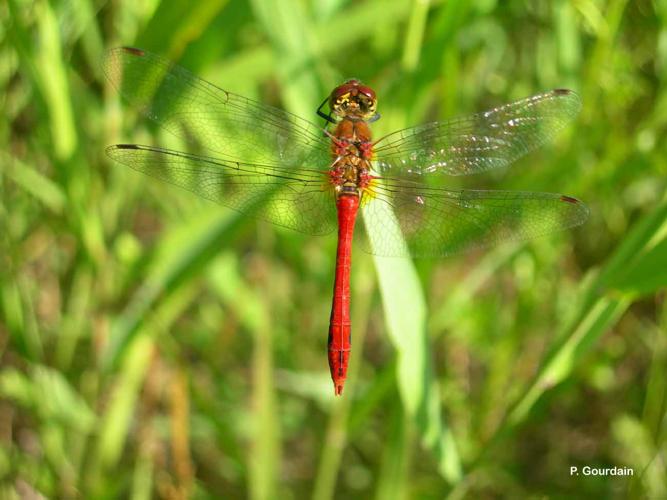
330, 79, 377, 121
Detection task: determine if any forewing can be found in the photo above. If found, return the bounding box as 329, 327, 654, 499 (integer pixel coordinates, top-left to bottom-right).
373, 89, 581, 177
108, 144, 337, 235
103, 47, 330, 168
361, 183, 589, 257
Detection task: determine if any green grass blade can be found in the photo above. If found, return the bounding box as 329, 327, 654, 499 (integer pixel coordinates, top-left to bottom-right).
33, 1, 77, 161
90, 332, 154, 492
375, 404, 410, 500
366, 207, 462, 483
2, 152, 66, 213
507, 294, 630, 426
402, 0, 430, 71
604, 195, 667, 295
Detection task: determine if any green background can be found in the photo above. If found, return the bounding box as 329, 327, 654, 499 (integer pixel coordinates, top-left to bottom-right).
2, 0, 667, 498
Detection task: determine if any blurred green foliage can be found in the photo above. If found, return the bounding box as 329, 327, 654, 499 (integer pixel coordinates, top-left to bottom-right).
1, 0, 667, 498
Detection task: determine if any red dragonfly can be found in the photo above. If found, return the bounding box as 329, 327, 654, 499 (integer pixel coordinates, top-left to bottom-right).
104, 47, 588, 396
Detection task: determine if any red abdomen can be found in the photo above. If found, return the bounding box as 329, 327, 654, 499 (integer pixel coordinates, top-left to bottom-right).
328, 194, 360, 395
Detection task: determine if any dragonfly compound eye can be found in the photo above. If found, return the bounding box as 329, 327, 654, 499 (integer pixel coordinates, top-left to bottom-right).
330, 80, 378, 120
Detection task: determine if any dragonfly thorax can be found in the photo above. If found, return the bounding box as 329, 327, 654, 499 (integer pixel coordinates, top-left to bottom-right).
329, 105, 376, 199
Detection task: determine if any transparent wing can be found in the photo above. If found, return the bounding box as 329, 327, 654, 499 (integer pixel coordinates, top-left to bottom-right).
108, 144, 337, 235
103, 47, 330, 168
104, 49, 587, 254
373, 89, 581, 177
361, 181, 589, 257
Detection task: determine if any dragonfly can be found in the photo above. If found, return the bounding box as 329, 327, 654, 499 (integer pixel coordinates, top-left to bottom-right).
104, 47, 588, 396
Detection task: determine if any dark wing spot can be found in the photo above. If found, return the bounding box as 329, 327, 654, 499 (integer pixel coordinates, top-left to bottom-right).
560, 195, 579, 204
121, 47, 145, 56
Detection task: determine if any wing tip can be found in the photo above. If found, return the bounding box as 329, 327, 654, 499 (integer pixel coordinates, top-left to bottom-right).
559, 194, 590, 226
103, 47, 147, 84
552, 88, 582, 112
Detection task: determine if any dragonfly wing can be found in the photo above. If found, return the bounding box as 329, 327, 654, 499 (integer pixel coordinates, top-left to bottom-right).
103, 47, 329, 168
108, 144, 337, 235
360, 183, 589, 257
373, 89, 581, 177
